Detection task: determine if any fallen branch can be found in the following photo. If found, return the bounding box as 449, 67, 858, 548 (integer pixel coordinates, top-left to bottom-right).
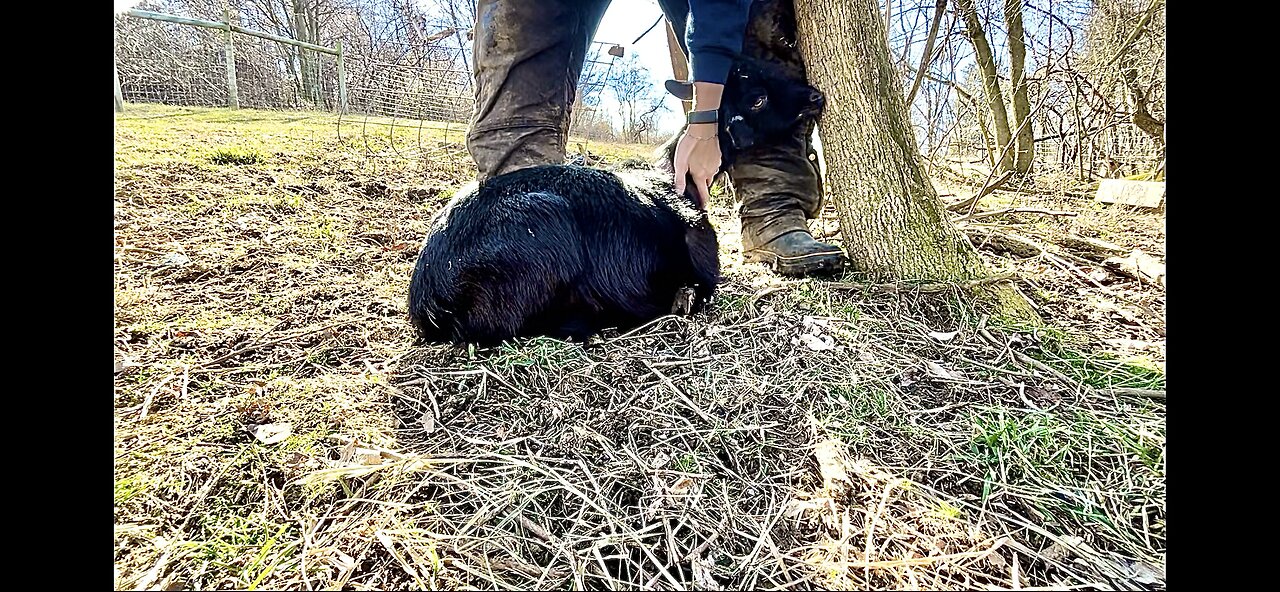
829, 272, 1015, 294
1104, 387, 1165, 400
516, 515, 563, 547
1057, 234, 1129, 262
980, 234, 1167, 319
999, 185, 1095, 200
1103, 250, 1166, 290
955, 207, 1078, 223
965, 228, 1050, 260
947, 170, 1016, 213
964, 228, 1096, 267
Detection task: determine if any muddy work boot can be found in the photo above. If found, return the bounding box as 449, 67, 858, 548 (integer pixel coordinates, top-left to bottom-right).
664, 0, 838, 277
743, 230, 845, 276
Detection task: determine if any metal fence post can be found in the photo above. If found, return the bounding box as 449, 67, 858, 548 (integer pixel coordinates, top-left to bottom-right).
337, 39, 347, 114
222, 4, 239, 109
665, 20, 690, 117
114, 60, 125, 112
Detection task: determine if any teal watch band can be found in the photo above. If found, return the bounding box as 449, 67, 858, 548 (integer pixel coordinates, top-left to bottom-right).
687, 109, 718, 125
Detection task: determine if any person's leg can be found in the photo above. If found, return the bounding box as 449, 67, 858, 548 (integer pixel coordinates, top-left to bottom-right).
729, 123, 823, 249
467, 0, 612, 181
659, 0, 841, 275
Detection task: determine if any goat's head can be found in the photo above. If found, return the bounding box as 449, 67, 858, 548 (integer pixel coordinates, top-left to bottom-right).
663, 56, 824, 156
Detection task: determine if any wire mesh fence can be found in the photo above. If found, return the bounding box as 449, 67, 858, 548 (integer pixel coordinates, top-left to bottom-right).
116, 14, 235, 108
568, 41, 624, 140
114, 4, 627, 176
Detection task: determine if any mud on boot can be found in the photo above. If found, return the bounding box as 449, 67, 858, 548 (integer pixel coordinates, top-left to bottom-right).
743, 230, 846, 276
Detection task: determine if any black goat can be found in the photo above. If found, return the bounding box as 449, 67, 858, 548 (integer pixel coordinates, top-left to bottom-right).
408, 56, 824, 345
408, 165, 718, 345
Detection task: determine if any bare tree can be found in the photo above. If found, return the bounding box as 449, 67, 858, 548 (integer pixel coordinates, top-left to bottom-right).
608, 54, 668, 144
1084, 0, 1165, 175
234, 0, 337, 107
953, 0, 1014, 173
889, 0, 1163, 181
1002, 0, 1034, 174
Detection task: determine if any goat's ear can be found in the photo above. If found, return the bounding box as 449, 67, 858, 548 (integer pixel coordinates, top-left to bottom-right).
725, 117, 756, 150
664, 79, 694, 101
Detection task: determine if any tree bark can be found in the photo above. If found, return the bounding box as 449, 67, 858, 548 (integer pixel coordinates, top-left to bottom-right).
792, 0, 1037, 322
1002, 0, 1034, 174
1122, 66, 1164, 142
954, 0, 1014, 174
293, 0, 322, 108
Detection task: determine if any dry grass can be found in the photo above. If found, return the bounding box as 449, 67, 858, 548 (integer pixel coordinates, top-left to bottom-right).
115, 105, 1164, 591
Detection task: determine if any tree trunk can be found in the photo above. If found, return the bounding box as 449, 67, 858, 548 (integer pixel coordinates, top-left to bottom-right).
955, 0, 1014, 173
293, 0, 322, 108
792, 0, 1037, 322
1121, 67, 1164, 143
905, 0, 948, 107
1002, 0, 1034, 174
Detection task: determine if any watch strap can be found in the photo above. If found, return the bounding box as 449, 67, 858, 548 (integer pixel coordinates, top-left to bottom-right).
686, 109, 718, 125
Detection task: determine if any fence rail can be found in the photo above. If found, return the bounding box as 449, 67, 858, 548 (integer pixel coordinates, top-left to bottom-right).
113, 5, 634, 175
117, 7, 346, 113
113, 7, 622, 135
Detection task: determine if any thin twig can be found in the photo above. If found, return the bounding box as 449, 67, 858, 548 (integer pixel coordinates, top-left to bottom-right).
830, 272, 1016, 294
1104, 387, 1165, 400
196, 322, 343, 371
955, 207, 1078, 223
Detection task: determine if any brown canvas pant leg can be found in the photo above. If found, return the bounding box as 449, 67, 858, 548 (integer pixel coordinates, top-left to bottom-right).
731, 0, 824, 250
729, 124, 823, 250
467, 0, 612, 181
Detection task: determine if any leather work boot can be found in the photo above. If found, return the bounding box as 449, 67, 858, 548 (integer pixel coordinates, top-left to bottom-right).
743, 230, 846, 276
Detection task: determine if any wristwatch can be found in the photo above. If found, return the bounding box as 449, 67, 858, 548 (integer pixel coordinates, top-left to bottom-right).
686, 109, 718, 125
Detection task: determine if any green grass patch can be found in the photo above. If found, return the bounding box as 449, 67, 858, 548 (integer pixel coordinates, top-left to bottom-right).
1031, 344, 1165, 390
208, 146, 266, 166
486, 336, 586, 372
958, 403, 1164, 551
115, 474, 155, 505
184, 515, 300, 590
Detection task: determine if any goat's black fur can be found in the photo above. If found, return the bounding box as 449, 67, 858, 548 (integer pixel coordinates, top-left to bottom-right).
408, 54, 824, 345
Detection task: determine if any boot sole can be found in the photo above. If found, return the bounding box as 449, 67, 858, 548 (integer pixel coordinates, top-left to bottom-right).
743, 248, 846, 276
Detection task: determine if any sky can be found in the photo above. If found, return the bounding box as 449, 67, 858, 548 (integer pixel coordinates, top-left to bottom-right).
591, 0, 688, 134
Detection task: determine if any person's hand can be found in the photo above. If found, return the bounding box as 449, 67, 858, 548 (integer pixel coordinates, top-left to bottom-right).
673, 122, 720, 209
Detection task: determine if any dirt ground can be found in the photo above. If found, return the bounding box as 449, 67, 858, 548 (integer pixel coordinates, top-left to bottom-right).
114, 105, 1165, 590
